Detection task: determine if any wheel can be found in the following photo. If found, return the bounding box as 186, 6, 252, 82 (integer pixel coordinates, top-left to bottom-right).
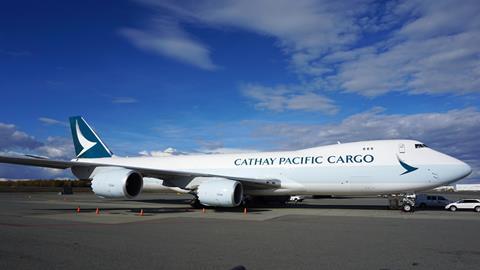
419, 203, 426, 208
402, 204, 413, 212
449, 206, 457, 212
190, 198, 203, 209
474, 206, 480, 212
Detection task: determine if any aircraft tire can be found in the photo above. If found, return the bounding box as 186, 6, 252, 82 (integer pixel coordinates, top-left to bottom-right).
190, 198, 203, 209
402, 204, 413, 212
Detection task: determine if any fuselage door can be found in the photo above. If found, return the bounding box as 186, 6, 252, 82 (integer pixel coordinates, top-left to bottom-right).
399, 143, 406, 154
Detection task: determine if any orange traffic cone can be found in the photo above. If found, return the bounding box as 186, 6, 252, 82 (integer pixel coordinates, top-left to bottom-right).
139, 209, 144, 216
95, 208, 100, 215
243, 207, 247, 215
76, 207, 80, 213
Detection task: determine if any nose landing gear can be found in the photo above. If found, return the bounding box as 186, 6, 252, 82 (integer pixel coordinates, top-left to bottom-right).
388, 194, 416, 212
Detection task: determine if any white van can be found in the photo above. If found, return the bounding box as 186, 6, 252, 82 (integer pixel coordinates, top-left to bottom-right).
415, 194, 450, 208
289, 195, 305, 203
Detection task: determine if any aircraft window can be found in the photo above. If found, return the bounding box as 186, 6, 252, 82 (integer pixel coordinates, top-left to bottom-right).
415, 144, 428, 148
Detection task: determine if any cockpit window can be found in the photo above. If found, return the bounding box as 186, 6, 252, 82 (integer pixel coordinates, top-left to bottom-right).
415, 144, 428, 148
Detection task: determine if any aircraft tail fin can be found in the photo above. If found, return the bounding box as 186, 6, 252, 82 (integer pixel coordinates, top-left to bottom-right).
69, 116, 113, 158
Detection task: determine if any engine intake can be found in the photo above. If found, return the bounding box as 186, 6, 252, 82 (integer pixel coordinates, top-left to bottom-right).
91, 167, 143, 199
196, 178, 243, 207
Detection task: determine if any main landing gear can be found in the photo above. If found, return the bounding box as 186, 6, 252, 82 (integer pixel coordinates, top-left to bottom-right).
190, 196, 203, 209
388, 194, 416, 212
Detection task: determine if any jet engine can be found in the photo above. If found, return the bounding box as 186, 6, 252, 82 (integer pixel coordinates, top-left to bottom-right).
91, 167, 143, 199
196, 178, 243, 207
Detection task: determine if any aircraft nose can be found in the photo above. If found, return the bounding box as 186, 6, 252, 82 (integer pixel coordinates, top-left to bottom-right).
454, 159, 472, 179
462, 162, 472, 177
432, 150, 472, 183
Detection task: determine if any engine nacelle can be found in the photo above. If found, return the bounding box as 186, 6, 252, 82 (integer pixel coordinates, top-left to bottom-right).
91, 167, 143, 199
196, 178, 243, 207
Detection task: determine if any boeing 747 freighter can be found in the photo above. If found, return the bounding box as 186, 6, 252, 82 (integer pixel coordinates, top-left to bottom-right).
0, 117, 472, 211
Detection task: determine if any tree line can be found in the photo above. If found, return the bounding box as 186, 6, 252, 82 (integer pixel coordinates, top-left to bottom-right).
0, 180, 90, 187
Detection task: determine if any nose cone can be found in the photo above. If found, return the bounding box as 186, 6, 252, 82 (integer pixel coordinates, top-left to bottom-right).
452, 159, 472, 180
459, 161, 473, 178
428, 149, 472, 183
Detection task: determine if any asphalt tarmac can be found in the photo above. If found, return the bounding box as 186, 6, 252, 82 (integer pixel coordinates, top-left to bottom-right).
0, 191, 479, 270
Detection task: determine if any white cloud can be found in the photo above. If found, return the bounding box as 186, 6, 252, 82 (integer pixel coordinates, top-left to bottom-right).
0, 124, 74, 179
195, 140, 258, 154
120, 19, 217, 70
139, 147, 185, 157
315, 0, 480, 96
397, 0, 480, 40
132, 0, 480, 97
242, 83, 338, 114
35, 137, 74, 159
137, 0, 363, 74
145, 0, 363, 52
0, 123, 42, 150
332, 30, 480, 96
140, 145, 256, 156
38, 117, 68, 127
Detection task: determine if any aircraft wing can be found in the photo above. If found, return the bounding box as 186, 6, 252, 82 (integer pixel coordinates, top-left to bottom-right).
0, 155, 77, 169
0, 155, 280, 189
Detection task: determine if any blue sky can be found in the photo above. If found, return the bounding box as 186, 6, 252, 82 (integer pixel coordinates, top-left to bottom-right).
0, 0, 479, 182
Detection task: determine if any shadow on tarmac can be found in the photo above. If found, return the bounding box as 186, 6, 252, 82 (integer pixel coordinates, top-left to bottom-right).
133, 198, 193, 205
286, 203, 449, 211
36, 196, 450, 214
36, 207, 196, 215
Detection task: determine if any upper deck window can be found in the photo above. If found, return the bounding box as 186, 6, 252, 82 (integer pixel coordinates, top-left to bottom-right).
415, 144, 428, 148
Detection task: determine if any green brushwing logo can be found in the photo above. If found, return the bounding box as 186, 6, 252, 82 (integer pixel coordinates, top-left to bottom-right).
397, 155, 418, 175
69, 116, 112, 158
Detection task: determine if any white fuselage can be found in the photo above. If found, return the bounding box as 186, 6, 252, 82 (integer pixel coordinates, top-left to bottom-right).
74, 140, 472, 196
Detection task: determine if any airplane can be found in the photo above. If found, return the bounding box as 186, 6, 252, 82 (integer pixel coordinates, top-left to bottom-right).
0, 116, 472, 212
